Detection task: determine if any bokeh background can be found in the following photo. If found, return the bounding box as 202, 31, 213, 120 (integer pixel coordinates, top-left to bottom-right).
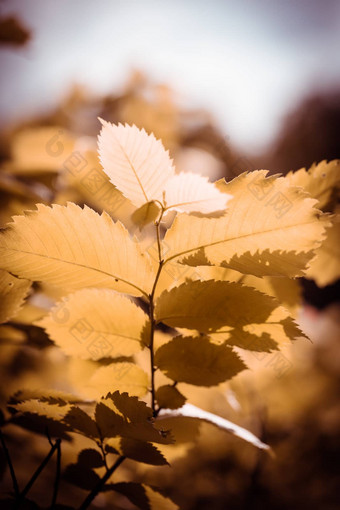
0, 1, 339, 509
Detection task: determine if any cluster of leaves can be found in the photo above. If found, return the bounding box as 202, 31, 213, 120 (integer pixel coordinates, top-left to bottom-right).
0, 119, 339, 509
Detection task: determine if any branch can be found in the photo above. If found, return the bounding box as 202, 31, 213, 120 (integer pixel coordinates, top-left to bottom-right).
0, 429, 20, 498
50, 439, 61, 508
78, 455, 126, 510
20, 438, 61, 500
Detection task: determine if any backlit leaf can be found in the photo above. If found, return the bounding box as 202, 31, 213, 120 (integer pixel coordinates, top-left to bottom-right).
63, 406, 99, 439
155, 280, 278, 332
0, 203, 154, 297
163, 172, 232, 214
286, 159, 340, 211
95, 391, 173, 444
155, 335, 246, 386
9, 400, 73, 439
306, 219, 340, 287
0, 269, 31, 324
120, 437, 169, 465
36, 289, 148, 360
85, 362, 149, 397
155, 385, 186, 410
164, 171, 330, 277
98, 120, 174, 207
107, 482, 179, 510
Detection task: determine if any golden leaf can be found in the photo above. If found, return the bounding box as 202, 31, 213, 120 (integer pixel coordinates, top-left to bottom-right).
306, 218, 340, 286
0, 203, 154, 297
155, 335, 246, 386
85, 362, 149, 398
163, 172, 232, 214
36, 289, 149, 360
286, 159, 340, 210
155, 280, 278, 332
0, 269, 31, 324
164, 171, 330, 277
8, 127, 75, 174
98, 120, 175, 207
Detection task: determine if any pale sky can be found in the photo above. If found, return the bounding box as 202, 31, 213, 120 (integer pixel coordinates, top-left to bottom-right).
1, 0, 339, 152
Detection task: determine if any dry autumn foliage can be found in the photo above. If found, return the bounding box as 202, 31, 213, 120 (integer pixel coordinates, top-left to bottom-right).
0, 118, 339, 509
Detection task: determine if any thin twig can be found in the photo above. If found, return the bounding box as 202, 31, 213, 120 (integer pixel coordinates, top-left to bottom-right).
78, 455, 126, 510
98, 440, 109, 472
0, 429, 20, 498
50, 439, 61, 509
20, 438, 60, 500
147, 208, 166, 415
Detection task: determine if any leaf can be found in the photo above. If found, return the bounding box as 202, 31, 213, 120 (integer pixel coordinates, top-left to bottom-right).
242, 274, 302, 315
306, 219, 340, 287
155, 280, 278, 332
154, 416, 201, 443
95, 391, 173, 444
78, 448, 104, 468
9, 127, 75, 174
98, 120, 175, 207
120, 437, 169, 466
107, 482, 179, 510
212, 309, 306, 351
63, 463, 100, 491
225, 332, 279, 352
132, 201, 161, 228
0, 270, 31, 324
163, 172, 232, 214
9, 389, 82, 407
85, 362, 149, 397
217, 248, 315, 278
9, 400, 73, 439
155, 385, 186, 410
36, 289, 149, 360
164, 171, 330, 277
154, 336, 246, 386
286, 160, 340, 211
158, 404, 270, 450
63, 406, 99, 439
0, 203, 154, 297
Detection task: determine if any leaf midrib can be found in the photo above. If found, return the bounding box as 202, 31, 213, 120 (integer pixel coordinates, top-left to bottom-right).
165, 219, 323, 264
0, 247, 148, 297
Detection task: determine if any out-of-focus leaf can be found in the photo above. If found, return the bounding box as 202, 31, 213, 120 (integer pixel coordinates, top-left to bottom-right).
85, 362, 149, 398
158, 403, 270, 450
0, 16, 30, 46
9, 400, 73, 439
0, 270, 31, 324
306, 219, 340, 287
104, 482, 179, 510
286, 159, 340, 211
63, 463, 100, 491
78, 448, 104, 468
8, 128, 74, 173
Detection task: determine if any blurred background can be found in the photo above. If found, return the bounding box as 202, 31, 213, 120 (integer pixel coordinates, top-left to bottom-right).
0, 1, 339, 509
